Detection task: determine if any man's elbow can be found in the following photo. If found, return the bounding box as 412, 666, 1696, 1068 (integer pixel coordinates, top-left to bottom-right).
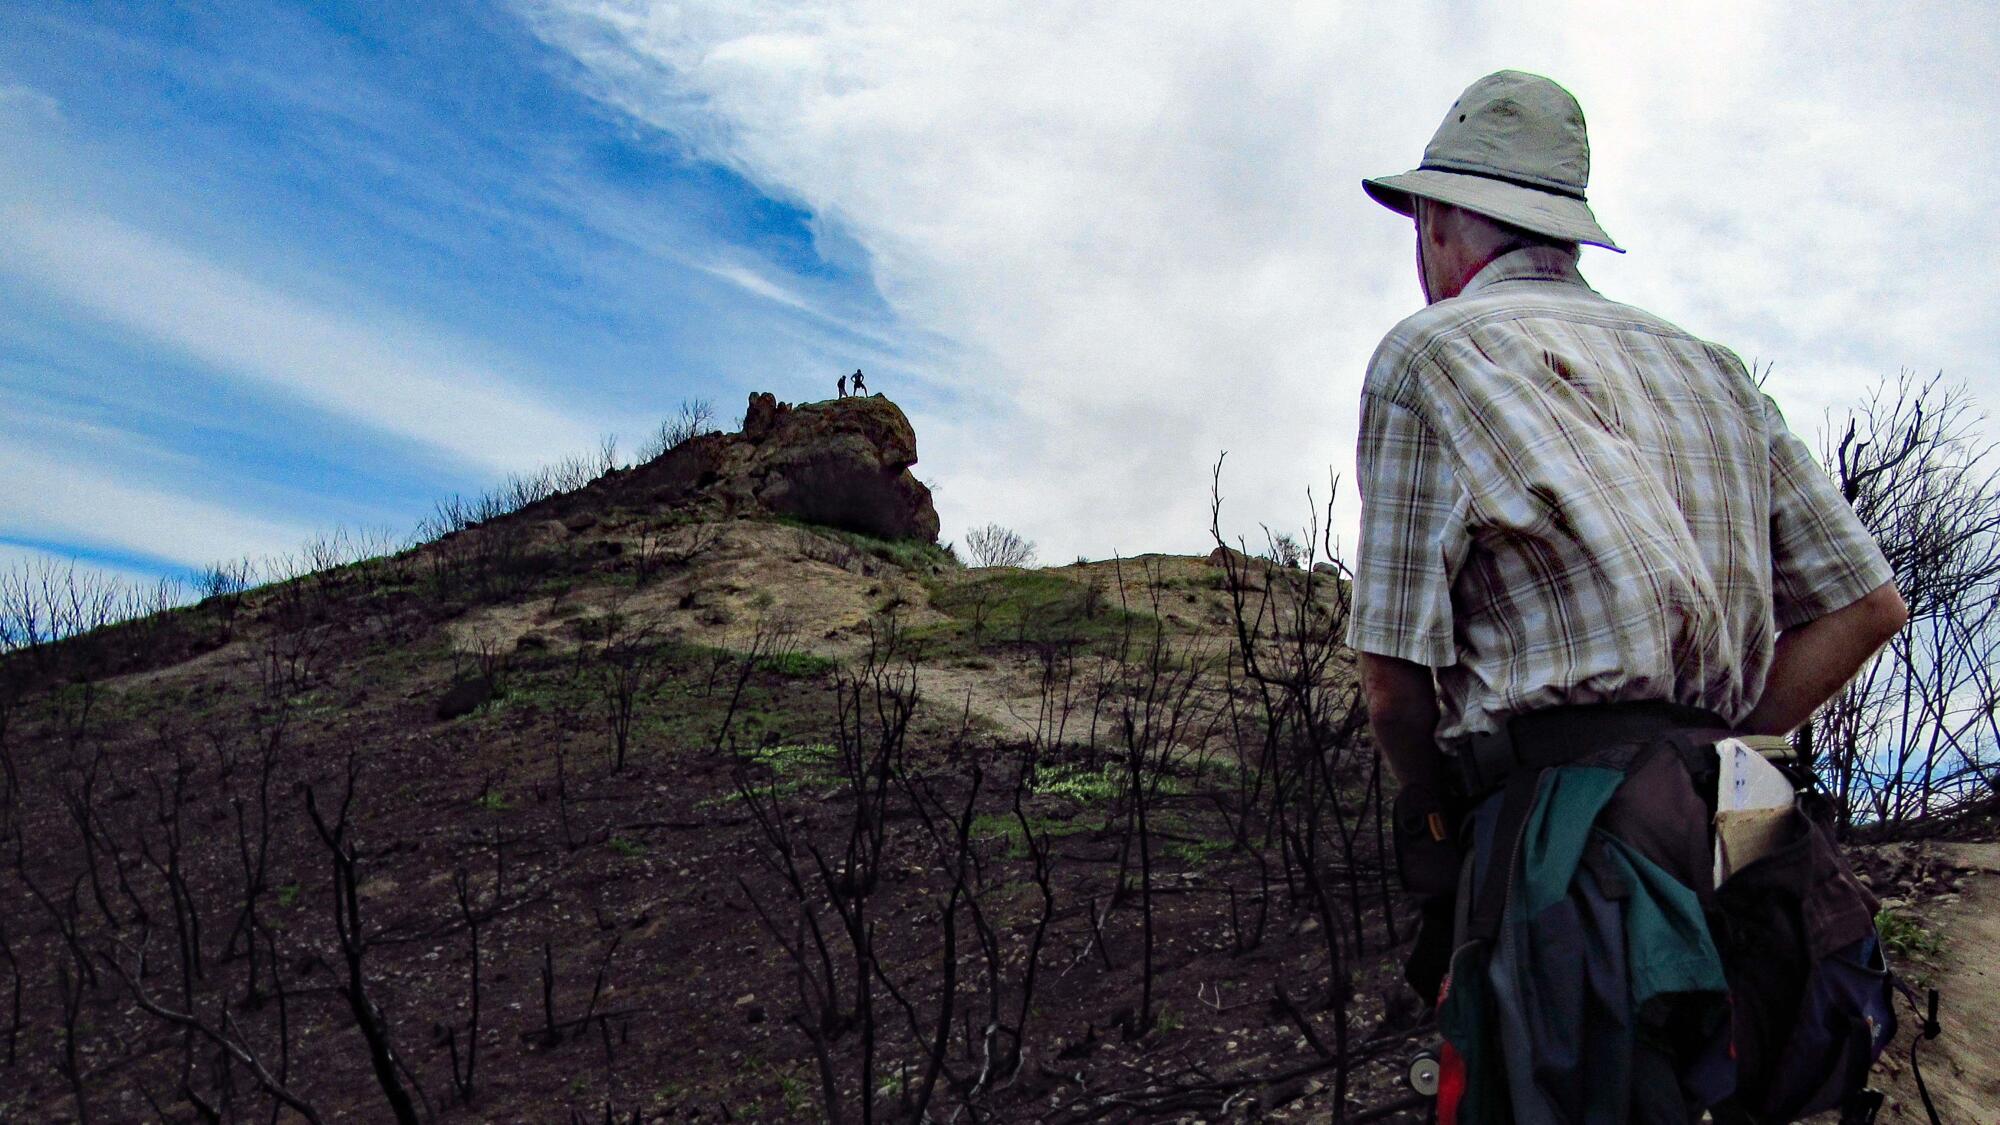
1359, 652, 1436, 728
1860, 581, 1908, 648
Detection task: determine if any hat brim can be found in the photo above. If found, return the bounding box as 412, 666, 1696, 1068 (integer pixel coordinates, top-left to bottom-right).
1363, 168, 1622, 253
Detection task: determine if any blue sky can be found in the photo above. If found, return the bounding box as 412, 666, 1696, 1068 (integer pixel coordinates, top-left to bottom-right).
0, 0, 931, 581
3, 1, 1995, 587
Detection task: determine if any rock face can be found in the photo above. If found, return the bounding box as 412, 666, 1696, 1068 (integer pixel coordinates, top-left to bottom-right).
632, 393, 940, 542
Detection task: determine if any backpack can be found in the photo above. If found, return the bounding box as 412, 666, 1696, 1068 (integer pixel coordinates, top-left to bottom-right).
1427, 721, 1934, 1125
1708, 799, 1901, 1124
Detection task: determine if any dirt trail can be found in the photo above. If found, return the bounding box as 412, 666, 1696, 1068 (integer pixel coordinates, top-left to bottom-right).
1875, 842, 2000, 1122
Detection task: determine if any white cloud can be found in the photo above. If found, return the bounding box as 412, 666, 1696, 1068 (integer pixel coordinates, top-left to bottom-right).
0, 82, 62, 124
0, 433, 314, 570
698, 258, 821, 314
523, 0, 1999, 561
0, 542, 182, 603
0, 201, 603, 475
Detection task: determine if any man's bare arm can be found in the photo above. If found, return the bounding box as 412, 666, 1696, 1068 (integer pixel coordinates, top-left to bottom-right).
1739, 580, 1907, 736
1360, 652, 1448, 791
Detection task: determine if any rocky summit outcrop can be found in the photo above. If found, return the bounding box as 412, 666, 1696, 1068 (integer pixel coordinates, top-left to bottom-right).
631, 392, 940, 542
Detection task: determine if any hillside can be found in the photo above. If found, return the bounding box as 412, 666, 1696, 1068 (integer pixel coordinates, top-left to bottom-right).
0, 394, 1419, 1123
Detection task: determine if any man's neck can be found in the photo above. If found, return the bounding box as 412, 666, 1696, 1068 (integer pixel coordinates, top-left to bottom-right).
1458, 245, 1587, 299
1428, 243, 1522, 303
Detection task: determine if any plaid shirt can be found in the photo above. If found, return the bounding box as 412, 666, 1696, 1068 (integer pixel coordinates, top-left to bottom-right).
1347, 246, 1893, 750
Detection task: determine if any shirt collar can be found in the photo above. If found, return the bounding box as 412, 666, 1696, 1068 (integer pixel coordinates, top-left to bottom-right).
1460, 245, 1590, 298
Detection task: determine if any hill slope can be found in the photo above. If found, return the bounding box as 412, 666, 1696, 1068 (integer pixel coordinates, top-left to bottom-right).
0, 394, 1421, 1123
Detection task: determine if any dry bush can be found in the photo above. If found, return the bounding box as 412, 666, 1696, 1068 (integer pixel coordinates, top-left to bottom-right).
792, 528, 862, 573
416, 441, 624, 543
0, 559, 128, 656
1264, 531, 1305, 569
962, 523, 1036, 569
197, 558, 256, 605
634, 521, 721, 587
640, 399, 716, 462
1811, 371, 2000, 830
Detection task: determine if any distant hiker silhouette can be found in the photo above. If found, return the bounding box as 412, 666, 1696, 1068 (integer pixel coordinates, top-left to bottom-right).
851, 369, 867, 395
837, 374, 848, 398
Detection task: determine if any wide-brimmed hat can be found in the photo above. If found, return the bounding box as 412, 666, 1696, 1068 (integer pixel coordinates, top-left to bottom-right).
1364, 70, 1621, 252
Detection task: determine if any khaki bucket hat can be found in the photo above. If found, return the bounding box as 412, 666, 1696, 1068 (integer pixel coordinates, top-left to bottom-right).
1364, 70, 1621, 252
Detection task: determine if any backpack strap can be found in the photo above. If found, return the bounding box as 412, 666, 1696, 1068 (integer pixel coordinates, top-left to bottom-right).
1894, 979, 1945, 1125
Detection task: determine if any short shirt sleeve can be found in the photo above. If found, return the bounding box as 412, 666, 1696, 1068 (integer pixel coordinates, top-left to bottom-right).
1763, 395, 1895, 629
1346, 390, 1462, 666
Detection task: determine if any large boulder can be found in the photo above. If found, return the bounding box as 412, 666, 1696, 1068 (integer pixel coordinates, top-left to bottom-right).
632, 393, 940, 542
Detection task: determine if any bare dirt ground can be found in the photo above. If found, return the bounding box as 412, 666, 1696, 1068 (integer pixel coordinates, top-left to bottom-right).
441, 521, 953, 657
1868, 842, 2000, 1122
437, 537, 1274, 747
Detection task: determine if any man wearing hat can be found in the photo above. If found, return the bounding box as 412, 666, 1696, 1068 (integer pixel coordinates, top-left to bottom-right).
1349, 72, 1906, 1122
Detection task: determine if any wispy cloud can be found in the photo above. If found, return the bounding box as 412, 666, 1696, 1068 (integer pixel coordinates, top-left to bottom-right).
524, 0, 1999, 560
0, 81, 61, 123
0, 3, 911, 592
698, 257, 831, 317
0, 201, 603, 474
0, 431, 315, 571
0, 542, 195, 627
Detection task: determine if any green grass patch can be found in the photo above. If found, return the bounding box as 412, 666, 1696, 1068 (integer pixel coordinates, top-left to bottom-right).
739, 1056, 815, 1116
1162, 838, 1230, 866
491, 665, 595, 716
570, 612, 627, 642
757, 650, 837, 678
1035, 762, 1124, 804
1876, 909, 1944, 961
929, 570, 1153, 651
778, 1071, 812, 1114
609, 835, 647, 858
875, 1069, 909, 1100
1188, 753, 1246, 785
745, 741, 838, 769
1032, 761, 1189, 804
702, 742, 842, 807
483, 645, 836, 763
773, 517, 960, 573
968, 811, 1097, 859
472, 790, 512, 812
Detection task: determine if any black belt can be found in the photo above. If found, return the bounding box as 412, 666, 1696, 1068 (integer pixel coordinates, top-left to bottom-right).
1458, 700, 1733, 799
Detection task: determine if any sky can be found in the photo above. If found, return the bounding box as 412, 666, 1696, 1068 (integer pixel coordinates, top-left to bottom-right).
1, 1, 1994, 590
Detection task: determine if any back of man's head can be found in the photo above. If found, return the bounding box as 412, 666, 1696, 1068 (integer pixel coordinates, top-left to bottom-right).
1417, 198, 1579, 302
